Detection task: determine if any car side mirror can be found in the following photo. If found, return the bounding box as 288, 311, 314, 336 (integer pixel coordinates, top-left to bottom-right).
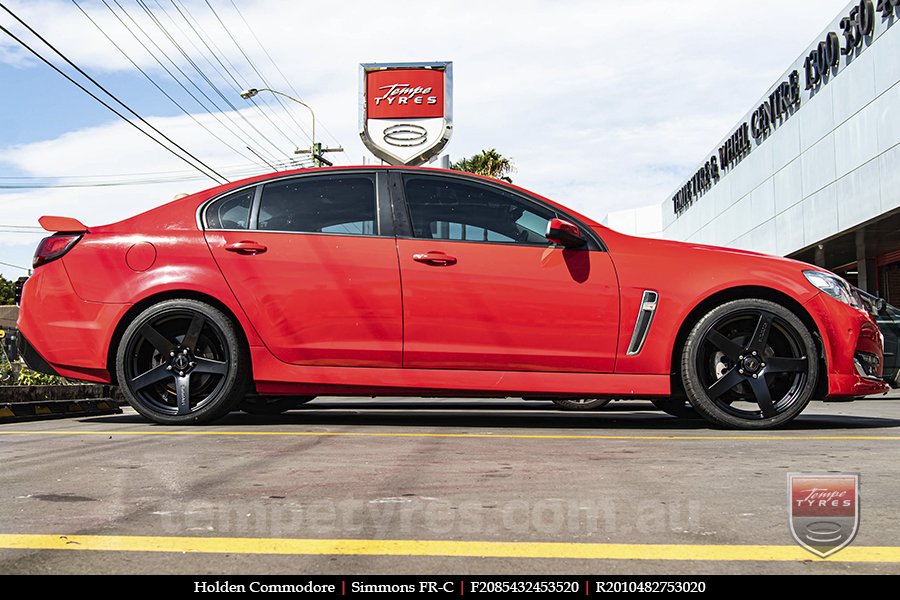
546, 218, 586, 248
873, 297, 887, 314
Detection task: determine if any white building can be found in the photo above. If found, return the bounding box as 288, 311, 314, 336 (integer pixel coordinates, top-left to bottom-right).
605, 0, 900, 304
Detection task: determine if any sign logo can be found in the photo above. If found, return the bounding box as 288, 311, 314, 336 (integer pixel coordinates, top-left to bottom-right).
788, 472, 859, 557
359, 62, 452, 165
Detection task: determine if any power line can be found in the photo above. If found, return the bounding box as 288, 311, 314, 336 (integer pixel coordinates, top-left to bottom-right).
227, 0, 344, 154
0, 14, 228, 185
197, 0, 313, 145
161, 0, 309, 149
0, 160, 314, 189
101, 0, 282, 167
0, 261, 31, 271
70, 0, 269, 171
133, 0, 292, 161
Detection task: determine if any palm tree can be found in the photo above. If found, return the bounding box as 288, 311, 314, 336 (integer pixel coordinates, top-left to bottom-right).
450, 148, 515, 182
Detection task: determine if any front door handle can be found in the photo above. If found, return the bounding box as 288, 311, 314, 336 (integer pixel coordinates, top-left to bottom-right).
412, 251, 457, 266
225, 241, 267, 255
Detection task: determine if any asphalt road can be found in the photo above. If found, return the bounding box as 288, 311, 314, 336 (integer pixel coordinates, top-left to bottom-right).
1, 392, 899, 575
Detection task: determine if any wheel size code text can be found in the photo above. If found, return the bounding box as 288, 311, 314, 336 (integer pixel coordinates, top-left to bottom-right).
594, 581, 707, 593
467, 581, 580, 594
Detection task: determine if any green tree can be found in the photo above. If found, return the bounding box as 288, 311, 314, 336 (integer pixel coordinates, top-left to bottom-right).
0, 275, 15, 305
451, 148, 515, 182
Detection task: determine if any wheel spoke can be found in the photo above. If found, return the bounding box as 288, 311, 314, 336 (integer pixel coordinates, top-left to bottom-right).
140, 324, 175, 355
130, 364, 171, 391
765, 356, 807, 373
193, 357, 227, 375
182, 314, 206, 352
705, 329, 743, 362
748, 376, 777, 417
747, 311, 775, 354
175, 374, 192, 415
706, 366, 744, 399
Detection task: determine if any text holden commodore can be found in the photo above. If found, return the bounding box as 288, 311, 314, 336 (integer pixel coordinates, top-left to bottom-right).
16, 167, 888, 429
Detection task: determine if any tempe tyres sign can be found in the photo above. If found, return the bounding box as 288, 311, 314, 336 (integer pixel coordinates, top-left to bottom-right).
359, 62, 453, 166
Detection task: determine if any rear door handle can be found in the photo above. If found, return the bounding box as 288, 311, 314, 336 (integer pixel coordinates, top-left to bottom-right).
225, 241, 267, 255
412, 251, 457, 266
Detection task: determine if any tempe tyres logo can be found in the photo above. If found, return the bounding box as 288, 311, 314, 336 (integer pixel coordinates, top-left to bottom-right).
788, 472, 859, 557
359, 62, 452, 166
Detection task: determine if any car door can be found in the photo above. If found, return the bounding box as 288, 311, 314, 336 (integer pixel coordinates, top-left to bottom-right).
394, 172, 619, 372
204, 171, 402, 367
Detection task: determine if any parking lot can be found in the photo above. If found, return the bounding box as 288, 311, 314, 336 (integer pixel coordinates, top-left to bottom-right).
1, 392, 899, 575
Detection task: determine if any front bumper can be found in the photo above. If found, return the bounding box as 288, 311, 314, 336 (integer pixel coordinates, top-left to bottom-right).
805, 293, 889, 398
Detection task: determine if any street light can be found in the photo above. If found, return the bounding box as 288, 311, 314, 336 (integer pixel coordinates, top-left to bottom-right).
240, 87, 316, 153
240, 87, 342, 167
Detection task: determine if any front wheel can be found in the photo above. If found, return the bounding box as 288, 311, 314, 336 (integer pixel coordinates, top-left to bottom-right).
681, 299, 818, 430
115, 299, 249, 424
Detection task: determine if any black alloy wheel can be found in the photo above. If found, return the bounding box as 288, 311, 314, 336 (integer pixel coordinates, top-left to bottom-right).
682, 299, 818, 429
116, 299, 248, 424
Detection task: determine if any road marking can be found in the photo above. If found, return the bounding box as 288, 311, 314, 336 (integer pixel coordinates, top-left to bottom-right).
0, 534, 898, 562
0, 429, 898, 441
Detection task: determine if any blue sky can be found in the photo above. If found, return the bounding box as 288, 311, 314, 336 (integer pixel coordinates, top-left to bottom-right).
0, 0, 852, 279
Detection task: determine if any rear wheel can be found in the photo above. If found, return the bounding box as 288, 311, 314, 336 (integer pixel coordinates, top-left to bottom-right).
551, 398, 612, 411
116, 299, 248, 424
681, 299, 817, 430
239, 395, 315, 414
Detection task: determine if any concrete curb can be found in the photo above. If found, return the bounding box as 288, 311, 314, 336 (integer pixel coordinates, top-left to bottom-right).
0, 398, 122, 422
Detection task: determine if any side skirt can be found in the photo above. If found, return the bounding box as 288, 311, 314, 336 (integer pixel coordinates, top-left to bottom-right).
250, 348, 670, 398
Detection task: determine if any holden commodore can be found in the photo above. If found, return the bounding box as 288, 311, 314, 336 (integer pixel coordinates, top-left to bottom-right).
16, 167, 888, 429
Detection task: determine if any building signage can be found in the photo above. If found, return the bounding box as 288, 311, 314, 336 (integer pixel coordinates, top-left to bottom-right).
673, 70, 799, 217
673, 0, 897, 218
359, 62, 453, 166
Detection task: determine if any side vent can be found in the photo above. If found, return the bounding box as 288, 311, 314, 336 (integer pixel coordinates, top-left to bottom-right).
626, 291, 659, 356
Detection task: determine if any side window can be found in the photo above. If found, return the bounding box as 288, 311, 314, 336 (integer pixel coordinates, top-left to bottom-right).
402, 175, 556, 245
257, 174, 376, 235
205, 189, 254, 230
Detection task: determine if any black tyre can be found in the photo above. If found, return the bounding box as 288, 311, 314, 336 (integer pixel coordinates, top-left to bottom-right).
239, 395, 315, 415
651, 397, 701, 419
682, 299, 818, 429
115, 299, 249, 425
551, 398, 613, 411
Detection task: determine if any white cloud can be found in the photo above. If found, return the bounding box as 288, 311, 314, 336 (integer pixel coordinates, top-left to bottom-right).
0, 0, 852, 277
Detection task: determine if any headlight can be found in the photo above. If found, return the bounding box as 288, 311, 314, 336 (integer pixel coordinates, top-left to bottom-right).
803, 270, 861, 308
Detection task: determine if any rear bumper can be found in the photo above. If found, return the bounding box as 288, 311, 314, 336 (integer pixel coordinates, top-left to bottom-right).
16, 262, 123, 384
16, 332, 59, 377
805, 293, 890, 398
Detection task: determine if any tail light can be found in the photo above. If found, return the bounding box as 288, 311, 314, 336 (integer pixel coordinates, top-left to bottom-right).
33, 233, 82, 268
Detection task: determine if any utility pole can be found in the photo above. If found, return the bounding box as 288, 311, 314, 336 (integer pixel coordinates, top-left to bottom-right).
294, 141, 343, 167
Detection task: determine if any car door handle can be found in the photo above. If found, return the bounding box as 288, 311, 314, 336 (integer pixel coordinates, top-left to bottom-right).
224, 241, 267, 255
412, 251, 457, 266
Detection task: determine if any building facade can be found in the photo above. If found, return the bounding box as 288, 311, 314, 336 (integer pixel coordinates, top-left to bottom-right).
604, 1, 900, 304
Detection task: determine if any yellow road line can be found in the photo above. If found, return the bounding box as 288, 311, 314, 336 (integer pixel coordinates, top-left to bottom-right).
0, 534, 897, 562
0, 429, 898, 441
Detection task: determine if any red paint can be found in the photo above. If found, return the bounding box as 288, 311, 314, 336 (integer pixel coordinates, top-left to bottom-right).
206, 231, 402, 368
39, 215, 87, 233
16, 165, 888, 403
366, 68, 444, 119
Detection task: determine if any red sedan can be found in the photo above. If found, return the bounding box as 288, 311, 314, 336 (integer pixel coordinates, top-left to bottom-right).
16, 167, 888, 429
